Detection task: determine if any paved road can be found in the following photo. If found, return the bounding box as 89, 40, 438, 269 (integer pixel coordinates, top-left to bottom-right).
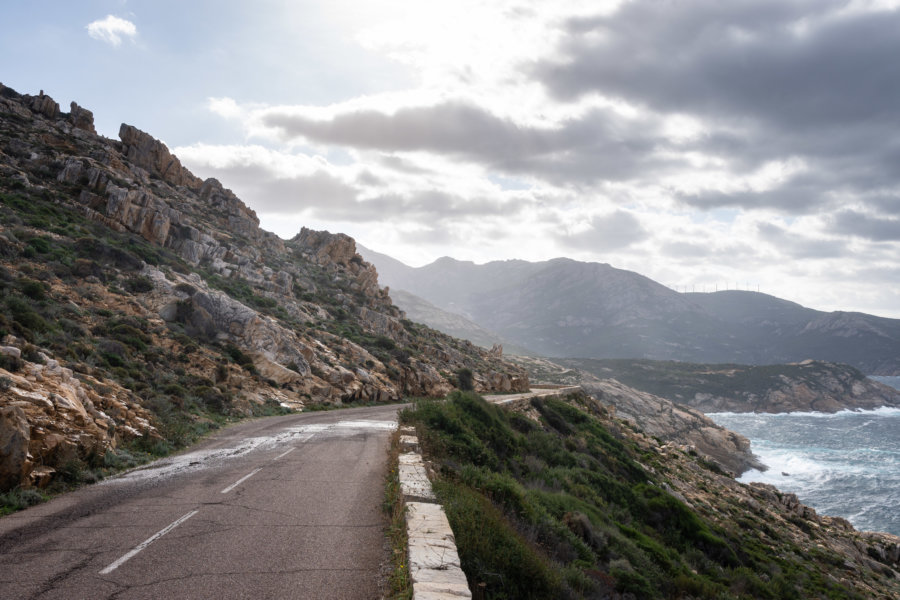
0, 404, 401, 600
483, 386, 581, 405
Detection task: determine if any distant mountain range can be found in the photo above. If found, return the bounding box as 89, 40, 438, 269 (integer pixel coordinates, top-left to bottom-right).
359, 247, 900, 375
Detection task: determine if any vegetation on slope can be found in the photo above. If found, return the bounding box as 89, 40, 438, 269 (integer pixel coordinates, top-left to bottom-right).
0, 84, 527, 500
402, 392, 898, 599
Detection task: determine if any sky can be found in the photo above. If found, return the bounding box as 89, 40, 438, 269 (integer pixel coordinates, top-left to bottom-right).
2, 0, 900, 317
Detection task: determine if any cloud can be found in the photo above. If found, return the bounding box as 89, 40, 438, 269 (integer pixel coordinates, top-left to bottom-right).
259, 101, 553, 159
556, 211, 648, 252
538, 0, 900, 131
756, 222, 846, 259
533, 0, 900, 216
830, 210, 900, 241
174, 143, 536, 225
86, 15, 137, 47
253, 100, 684, 185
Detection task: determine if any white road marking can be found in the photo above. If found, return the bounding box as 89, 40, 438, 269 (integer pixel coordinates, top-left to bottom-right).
220, 468, 262, 494
334, 420, 397, 430
99, 510, 198, 575
273, 447, 295, 461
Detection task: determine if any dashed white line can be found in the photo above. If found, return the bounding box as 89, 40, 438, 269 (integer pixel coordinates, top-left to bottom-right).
99, 510, 198, 575
273, 447, 295, 461
220, 468, 262, 494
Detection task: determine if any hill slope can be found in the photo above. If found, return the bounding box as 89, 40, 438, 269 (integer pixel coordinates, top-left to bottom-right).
404, 391, 900, 599
0, 84, 527, 493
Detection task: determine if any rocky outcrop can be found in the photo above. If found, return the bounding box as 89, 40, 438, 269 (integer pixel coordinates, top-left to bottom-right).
0, 339, 158, 490
68, 102, 96, 134
511, 356, 764, 474
557, 357, 900, 414
294, 227, 387, 302
27, 92, 59, 120
0, 406, 30, 491
679, 361, 900, 414
583, 379, 765, 475
118, 123, 203, 190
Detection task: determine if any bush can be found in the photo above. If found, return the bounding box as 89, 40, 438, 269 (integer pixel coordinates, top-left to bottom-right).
17, 278, 46, 300
456, 367, 474, 391
0, 487, 46, 516
124, 275, 154, 293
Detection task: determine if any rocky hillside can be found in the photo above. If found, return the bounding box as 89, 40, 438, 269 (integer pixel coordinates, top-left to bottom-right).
510, 356, 765, 475
0, 84, 527, 493
360, 250, 900, 375
405, 391, 900, 599
559, 358, 900, 413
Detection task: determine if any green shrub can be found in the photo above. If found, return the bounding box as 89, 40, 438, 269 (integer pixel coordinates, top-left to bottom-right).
17, 278, 46, 300
124, 275, 154, 293
434, 479, 564, 600
0, 487, 47, 516
456, 367, 474, 391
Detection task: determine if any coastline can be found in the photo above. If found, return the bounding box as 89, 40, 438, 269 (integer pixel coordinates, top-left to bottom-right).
708, 408, 900, 537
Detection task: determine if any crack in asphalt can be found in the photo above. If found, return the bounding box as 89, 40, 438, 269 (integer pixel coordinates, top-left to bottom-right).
26, 550, 102, 600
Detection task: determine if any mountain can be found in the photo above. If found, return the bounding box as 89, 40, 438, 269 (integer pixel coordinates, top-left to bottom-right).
0, 84, 527, 493
388, 288, 526, 352
360, 251, 900, 374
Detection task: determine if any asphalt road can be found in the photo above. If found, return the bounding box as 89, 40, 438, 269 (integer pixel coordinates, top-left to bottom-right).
0, 404, 401, 600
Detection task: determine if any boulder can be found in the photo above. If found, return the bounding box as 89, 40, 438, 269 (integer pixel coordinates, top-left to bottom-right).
0, 406, 31, 490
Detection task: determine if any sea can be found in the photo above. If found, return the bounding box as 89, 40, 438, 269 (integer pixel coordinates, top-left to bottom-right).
708, 376, 900, 537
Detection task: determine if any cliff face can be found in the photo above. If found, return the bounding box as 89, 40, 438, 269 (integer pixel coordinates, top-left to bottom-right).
0, 84, 528, 491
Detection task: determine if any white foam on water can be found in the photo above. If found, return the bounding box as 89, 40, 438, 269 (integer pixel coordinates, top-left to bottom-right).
709, 406, 900, 419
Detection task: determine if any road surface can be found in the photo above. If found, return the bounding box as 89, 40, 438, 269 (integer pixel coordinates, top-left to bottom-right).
0, 404, 401, 600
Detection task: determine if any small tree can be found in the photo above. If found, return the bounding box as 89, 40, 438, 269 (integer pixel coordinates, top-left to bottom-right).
456, 367, 474, 391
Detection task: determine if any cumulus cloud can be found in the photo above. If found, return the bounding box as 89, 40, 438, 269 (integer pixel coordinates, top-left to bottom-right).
538, 0, 900, 130
86, 15, 137, 46
253, 100, 684, 185
830, 210, 900, 241
556, 211, 648, 252
174, 143, 537, 225
756, 222, 846, 259
533, 0, 900, 217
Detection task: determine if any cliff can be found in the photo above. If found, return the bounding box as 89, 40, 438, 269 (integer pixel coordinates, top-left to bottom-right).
0, 84, 527, 492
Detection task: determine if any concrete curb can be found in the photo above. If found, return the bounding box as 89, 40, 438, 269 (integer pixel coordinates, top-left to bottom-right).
397, 425, 472, 600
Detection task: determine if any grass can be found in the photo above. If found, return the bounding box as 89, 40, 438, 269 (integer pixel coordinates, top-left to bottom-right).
0, 487, 47, 516
383, 429, 412, 599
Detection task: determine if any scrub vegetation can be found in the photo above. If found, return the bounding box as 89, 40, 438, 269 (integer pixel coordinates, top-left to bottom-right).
402, 391, 884, 599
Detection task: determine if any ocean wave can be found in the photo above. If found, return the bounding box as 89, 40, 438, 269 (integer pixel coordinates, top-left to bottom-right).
719, 409, 900, 535
708, 406, 900, 418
